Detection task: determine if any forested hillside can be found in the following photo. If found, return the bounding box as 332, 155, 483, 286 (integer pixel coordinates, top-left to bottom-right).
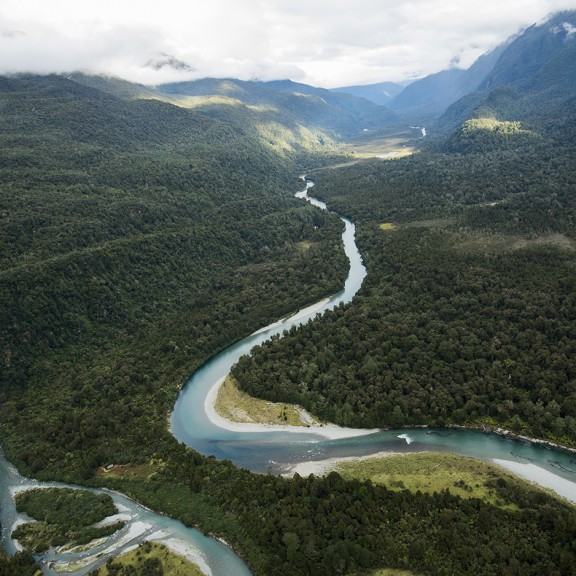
0, 73, 350, 479
2, 10, 576, 572
232, 15, 576, 446
159, 78, 397, 139
234, 142, 576, 442
435, 10, 576, 144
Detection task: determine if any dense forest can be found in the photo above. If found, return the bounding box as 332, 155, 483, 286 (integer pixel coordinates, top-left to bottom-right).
97, 441, 576, 576
0, 74, 349, 480
13, 488, 122, 552
233, 139, 576, 443
232, 13, 576, 447
2, 15, 576, 572
0, 544, 37, 576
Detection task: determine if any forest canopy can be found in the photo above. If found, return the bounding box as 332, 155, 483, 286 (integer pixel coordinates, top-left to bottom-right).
1, 69, 576, 576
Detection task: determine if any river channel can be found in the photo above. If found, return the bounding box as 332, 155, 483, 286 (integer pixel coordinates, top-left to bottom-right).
171, 181, 576, 502
0, 448, 252, 575
2, 180, 576, 575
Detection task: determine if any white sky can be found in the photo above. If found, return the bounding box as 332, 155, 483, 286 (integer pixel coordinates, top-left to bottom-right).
1, 0, 576, 87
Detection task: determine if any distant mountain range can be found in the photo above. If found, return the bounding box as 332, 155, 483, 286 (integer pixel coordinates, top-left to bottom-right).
157, 77, 397, 138
385, 44, 507, 118
330, 82, 405, 106
5, 9, 575, 153
333, 9, 576, 130
435, 9, 576, 151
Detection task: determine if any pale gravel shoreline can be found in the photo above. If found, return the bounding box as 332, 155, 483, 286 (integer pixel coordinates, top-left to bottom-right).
205, 370, 576, 504
283, 454, 576, 503
205, 376, 380, 440
280, 451, 402, 478
206, 377, 576, 456
152, 536, 212, 576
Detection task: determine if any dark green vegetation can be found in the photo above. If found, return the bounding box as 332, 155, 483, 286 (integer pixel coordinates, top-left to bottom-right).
0, 545, 37, 576
232, 12, 576, 446
2, 10, 576, 575
0, 74, 350, 480
13, 488, 121, 552
102, 442, 576, 576
233, 143, 576, 442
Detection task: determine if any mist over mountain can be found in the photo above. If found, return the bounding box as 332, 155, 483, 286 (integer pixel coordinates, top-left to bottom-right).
333, 9, 576, 128
330, 82, 405, 105
478, 10, 576, 92
386, 43, 507, 119
434, 10, 576, 150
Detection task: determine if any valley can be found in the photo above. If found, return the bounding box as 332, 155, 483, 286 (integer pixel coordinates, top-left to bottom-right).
2, 8, 576, 576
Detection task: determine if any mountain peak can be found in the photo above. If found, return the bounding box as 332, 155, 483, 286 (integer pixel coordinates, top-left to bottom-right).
145, 54, 196, 73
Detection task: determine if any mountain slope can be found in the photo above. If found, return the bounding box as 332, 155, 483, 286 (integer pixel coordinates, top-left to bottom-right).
331, 81, 405, 105
436, 10, 576, 151
0, 73, 349, 476
158, 77, 397, 138
388, 43, 506, 118
2, 49, 576, 576
479, 11, 576, 92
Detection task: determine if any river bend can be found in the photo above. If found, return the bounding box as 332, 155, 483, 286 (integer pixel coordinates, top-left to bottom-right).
2, 180, 575, 576
171, 182, 576, 502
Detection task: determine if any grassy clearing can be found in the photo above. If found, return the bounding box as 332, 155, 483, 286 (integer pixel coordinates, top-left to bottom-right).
335, 453, 538, 508
344, 127, 420, 158
214, 375, 317, 426
456, 231, 576, 255
379, 223, 398, 231
92, 541, 204, 576
95, 462, 161, 481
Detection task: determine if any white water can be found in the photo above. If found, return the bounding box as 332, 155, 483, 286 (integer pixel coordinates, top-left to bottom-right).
397, 434, 413, 445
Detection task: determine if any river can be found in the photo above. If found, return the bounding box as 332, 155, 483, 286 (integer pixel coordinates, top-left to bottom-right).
171, 180, 576, 502
2, 180, 576, 575
0, 448, 252, 575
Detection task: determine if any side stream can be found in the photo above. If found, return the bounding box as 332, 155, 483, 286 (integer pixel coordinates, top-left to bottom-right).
0, 448, 252, 576
2, 180, 575, 576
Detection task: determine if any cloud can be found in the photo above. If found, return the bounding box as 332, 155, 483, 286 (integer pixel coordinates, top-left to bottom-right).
0, 0, 575, 87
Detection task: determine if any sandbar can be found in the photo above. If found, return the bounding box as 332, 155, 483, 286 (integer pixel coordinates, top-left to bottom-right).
205, 376, 380, 440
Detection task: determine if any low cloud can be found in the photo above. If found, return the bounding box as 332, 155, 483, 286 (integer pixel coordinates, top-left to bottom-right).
0, 0, 575, 87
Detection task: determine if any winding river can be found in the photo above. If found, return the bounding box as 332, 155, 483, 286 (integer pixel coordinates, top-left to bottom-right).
171, 181, 576, 502
2, 180, 576, 575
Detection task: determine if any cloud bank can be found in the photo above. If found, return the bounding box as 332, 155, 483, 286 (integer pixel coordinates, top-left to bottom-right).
1, 0, 575, 87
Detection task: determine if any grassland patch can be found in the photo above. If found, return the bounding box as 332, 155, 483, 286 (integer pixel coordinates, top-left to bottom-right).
92, 541, 204, 576
344, 127, 420, 158
214, 375, 316, 426
95, 462, 162, 481
334, 452, 541, 508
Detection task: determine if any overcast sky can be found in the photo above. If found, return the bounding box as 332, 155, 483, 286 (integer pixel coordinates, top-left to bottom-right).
1, 0, 576, 88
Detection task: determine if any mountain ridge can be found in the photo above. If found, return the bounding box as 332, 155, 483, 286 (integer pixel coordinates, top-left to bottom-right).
158, 77, 397, 138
